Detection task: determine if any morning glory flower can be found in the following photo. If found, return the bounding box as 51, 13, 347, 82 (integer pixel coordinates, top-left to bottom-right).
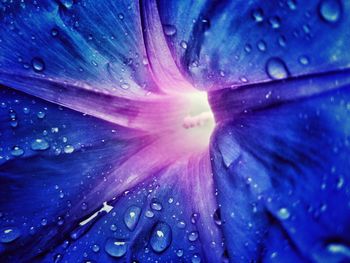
0, 0, 349, 262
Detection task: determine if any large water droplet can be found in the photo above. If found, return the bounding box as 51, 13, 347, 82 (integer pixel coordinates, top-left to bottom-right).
123, 205, 141, 231
31, 57, 45, 72
163, 24, 177, 36
0, 227, 21, 243
319, 0, 342, 23
31, 139, 50, 151
150, 222, 172, 253
11, 146, 24, 157
266, 57, 290, 80
104, 238, 127, 258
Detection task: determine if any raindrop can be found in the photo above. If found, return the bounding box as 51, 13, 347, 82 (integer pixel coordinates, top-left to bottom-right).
110, 224, 117, 232
105, 238, 127, 258
54, 253, 62, 263
265, 57, 290, 80
81, 202, 88, 210
118, 13, 124, 20
123, 205, 141, 231
31, 139, 50, 151
257, 40, 267, 52
268, 16, 281, 29
23, 107, 30, 114
213, 208, 222, 226
319, 0, 342, 23
163, 25, 177, 36
59, 0, 73, 9
251, 8, 264, 22
150, 222, 172, 253
51, 28, 59, 37
37, 111, 46, 119
277, 207, 290, 220
150, 198, 162, 211
191, 213, 200, 224
0, 227, 21, 243
278, 35, 287, 47
145, 210, 154, 218
64, 145, 75, 154
180, 41, 188, 49
191, 254, 201, 263
298, 55, 310, 65
176, 249, 184, 257
177, 220, 186, 229
11, 146, 24, 157
92, 244, 100, 253
188, 231, 199, 242
31, 57, 45, 72
41, 218, 48, 226
287, 0, 297, 10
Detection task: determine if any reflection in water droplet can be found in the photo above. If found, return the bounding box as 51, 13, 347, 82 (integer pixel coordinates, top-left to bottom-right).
266, 57, 290, 80
31, 57, 45, 72
150, 222, 172, 253
277, 207, 290, 220
105, 238, 127, 258
11, 146, 24, 157
163, 24, 177, 36
31, 139, 50, 151
124, 205, 141, 231
0, 227, 21, 243
319, 0, 342, 23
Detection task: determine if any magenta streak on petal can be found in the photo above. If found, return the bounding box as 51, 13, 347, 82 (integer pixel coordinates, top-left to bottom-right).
140, 0, 195, 94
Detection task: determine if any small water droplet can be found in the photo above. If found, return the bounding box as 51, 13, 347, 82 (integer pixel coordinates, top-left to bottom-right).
213, 208, 222, 226
31, 57, 45, 72
123, 205, 141, 231
298, 55, 310, 65
191, 213, 200, 224
37, 111, 46, 119
145, 210, 154, 218
287, 0, 297, 10
176, 249, 184, 257
266, 57, 290, 80
268, 16, 281, 29
59, 0, 73, 9
0, 227, 21, 243
188, 231, 199, 242
105, 238, 127, 258
319, 0, 342, 23
251, 8, 264, 22
163, 25, 177, 36
180, 41, 188, 49
92, 244, 100, 253
81, 202, 88, 210
327, 243, 350, 257
150, 198, 162, 211
118, 13, 124, 20
150, 222, 172, 253
277, 207, 290, 220
257, 40, 267, 52
110, 224, 117, 232
191, 253, 201, 263
177, 220, 186, 229
11, 146, 24, 157
41, 218, 48, 226
51, 28, 59, 37
31, 139, 50, 151
64, 145, 75, 154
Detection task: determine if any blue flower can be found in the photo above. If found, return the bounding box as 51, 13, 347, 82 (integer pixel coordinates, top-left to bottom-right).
0, 0, 350, 262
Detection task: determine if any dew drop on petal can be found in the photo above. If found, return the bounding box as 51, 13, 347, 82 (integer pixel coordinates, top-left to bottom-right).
268, 16, 281, 29
319, 0, 342, 23
64, 145, 75, 154
266, 57, 290, 80
163, 24, 177, 36
191, 253, 201, 263
11, 146, 24, 157
188, 231, 199, 242
150, 222, 172, 253
123, 205, 141, 231
59, 0, 73, 9
327, 243, 350, 258
251, 8, 264, 22
277, 207, 291, 220
176, 249, 184, 257
180, 41, 188, 49
0, 227, 21, 243
31, 57, 45, 72
92, 244, 100, 253
104, 238, 127, 258
51, 28, 59, 37
150, 198, 162, 211
31, 139, 50, 151
298, 55, 310, 65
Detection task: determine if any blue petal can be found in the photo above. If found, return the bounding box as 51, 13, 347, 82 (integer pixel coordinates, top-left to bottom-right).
0, 88, 147, 261
157, 0, 350, 89
210, 74, 350, 262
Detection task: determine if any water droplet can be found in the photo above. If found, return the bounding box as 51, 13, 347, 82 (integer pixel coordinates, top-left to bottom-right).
277, 207, 290, 220
51, 28, 59, 37
327, 243, 350, 257
41, 218, 48, 226
92, 244, 100, 253
150, 222, 172, 253
298, 55, 310, 65
23, 107, 30, 114
123, 205, 141, 231
37, 111, 46, 119
163, 25, 177, 36
319, 0, 342, 23
31, 57, 45, 72
64, 145, 75, 154
11, 146, 24, 157
188, 231, 199, 242
278, 35, 287, 47
213, 208, 222, 226
191, 253, 201, 263
177, 220, 186, 229
110, 224, 117, 232
0, 227, 21, 243
191, 213, 200, 224
266, 57, 290, 80
105, 238, 127, 258
59, 0, 73, 9
287, 0, 297, 10
257, 40, 267, 52
180, 41, 188, 49
268, 16, 281, 29
176, 249, 184, 257
251, 8, 264, 22
118, 13, 124, 20
150, 198, 162, 211
145, 210, 154, 218
54, 253, 63, 263
31, 139, 50, 151
81, 202, 88, 210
